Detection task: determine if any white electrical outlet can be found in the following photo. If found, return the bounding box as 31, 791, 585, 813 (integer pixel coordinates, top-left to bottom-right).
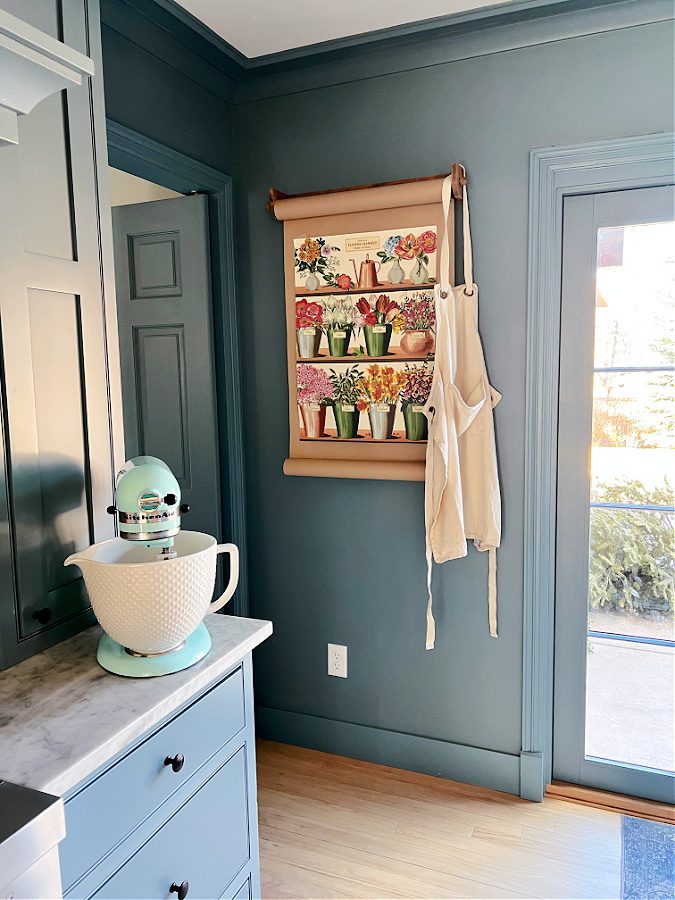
327, 643, 347, 678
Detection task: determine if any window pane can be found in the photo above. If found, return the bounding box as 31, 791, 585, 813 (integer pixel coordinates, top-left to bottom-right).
588, 507, 674, 641
595, 222, 675, 369
585, 636, 674, 771
585, 213, 675, 777
591, 371, 674, 505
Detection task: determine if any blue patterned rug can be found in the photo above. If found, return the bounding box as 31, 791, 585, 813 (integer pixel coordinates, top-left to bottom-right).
622, 815, 675, 899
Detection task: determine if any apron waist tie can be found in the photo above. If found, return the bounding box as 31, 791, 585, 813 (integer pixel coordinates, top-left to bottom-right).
488, 547, 498, 638
425, 539, 436, 650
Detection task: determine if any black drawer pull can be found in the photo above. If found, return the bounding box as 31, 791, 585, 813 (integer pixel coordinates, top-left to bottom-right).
164, 753, 185, 773
170, 880, 189, 900
33, 608, 52, 625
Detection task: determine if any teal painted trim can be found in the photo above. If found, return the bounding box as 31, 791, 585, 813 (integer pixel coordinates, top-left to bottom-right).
239, 0, 647, 68
234, 0, 672, 102
123, 0, 248, 71
522, 132, 675, 802
257, 707, 521, 795
100, 0, 241, 95
519, 751, 544, 802
106, 120, 249, 618
120, 0, 667, 76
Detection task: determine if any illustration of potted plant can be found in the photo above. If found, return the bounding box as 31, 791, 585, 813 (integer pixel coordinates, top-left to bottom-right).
296, 299, 323, 358
297, 364, 333, 438
400, 363, 433, 440
328, 365, 363, 439
294, 237, 341, 291
357, 364, 406, 440
323, 297, 355, 357
354, 294, 402, 357
393, 231, 437, 284
399, 291, 436, 356
377, 234, 405, 284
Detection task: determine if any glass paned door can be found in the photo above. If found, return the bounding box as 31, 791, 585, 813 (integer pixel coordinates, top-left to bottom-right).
554, 186, 675, 803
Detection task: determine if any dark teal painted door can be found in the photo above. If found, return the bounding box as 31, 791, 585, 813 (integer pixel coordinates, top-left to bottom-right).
554, 185, 675, 804
112, 195, 221, 543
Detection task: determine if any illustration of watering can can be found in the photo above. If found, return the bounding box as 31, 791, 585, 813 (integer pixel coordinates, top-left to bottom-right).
351, 254, 381, 290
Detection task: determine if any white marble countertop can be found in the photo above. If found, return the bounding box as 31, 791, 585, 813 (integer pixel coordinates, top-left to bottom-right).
0, 615, 272, 797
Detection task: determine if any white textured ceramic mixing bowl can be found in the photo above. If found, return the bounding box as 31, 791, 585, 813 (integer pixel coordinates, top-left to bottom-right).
64, 531, 239, 654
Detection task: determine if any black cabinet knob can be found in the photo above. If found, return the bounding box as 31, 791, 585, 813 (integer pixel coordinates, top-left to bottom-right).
106, 505, 116, 515
179, 504, 190, 514
170, 881, 189, 900
33, 608, 52, 625
164, 753, 185, 773
164, 493, 177, 506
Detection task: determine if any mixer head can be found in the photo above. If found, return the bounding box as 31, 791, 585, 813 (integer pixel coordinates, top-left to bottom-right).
107, 456, 189, 553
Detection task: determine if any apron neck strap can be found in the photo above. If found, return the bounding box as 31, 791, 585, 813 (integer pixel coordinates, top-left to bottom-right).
441, 166, 474, 292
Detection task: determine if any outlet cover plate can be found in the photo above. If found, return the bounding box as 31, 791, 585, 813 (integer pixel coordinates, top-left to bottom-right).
327, 643, 347, 678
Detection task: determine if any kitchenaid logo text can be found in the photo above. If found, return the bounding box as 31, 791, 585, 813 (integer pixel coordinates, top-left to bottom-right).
118, 510, 179, 524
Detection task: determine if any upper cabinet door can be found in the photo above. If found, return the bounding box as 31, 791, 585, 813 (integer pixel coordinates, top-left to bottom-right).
0, 0, 118, 668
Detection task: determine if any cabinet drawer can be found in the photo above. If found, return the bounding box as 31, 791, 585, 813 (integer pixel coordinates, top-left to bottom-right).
61, 667, 245, 890
221, 875, 251, 900
93, 746, 249, 900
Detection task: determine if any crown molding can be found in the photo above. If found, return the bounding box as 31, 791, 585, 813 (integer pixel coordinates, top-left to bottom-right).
123, 0, 670, 75
110, 0, 673, 103
237, 0, 630, 68
0, 7, 94, 146
235, 0, 673, 103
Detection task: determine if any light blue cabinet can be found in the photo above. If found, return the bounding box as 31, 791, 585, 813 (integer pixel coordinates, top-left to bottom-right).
59, 655, 261, 900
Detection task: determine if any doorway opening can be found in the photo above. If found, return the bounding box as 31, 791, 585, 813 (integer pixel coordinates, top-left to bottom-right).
105, 123, 248, 616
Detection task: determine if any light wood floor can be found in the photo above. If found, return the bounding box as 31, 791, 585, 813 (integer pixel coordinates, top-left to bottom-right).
257, 741, 623, 900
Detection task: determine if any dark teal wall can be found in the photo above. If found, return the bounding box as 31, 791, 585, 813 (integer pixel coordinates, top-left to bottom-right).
233, 17, 674, 776
100, 0, 235, 174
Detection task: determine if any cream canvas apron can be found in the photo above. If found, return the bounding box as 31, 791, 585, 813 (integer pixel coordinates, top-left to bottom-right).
423, 171, 502, 649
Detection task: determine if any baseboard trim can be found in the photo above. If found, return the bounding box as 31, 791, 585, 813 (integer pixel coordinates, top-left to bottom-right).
256, 706, 520, 796
519, 751, 545, 801
547, 781, 675, 824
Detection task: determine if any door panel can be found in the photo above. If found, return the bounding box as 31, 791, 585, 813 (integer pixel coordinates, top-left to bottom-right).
133, 326, 191, 483
0, 0, 117, 667
554, 185, 675, 803
129, 231, 182, 298
17, 91, 77, 261
112, 195, 221, 542
17, 289, 91, 639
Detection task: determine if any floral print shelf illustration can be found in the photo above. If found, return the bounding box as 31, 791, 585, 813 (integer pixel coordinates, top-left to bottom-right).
294, 290, 435, 361
293, 226, 437, 293
296, 360, 433, 442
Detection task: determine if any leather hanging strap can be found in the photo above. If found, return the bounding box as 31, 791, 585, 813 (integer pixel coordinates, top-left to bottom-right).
440, 166, 474, 293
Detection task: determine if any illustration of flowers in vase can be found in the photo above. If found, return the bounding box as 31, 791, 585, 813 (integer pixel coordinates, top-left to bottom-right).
294, 237, 352, 291
354, 294, 403, 357
357, 364, 406, 440
328, 365, 363, 439
297, 364, 333, 438
295, 299, 323, 358
392, 231, 437, 284
400, 363, 433, 440
323, 297, 356, 357
377, 235, 405, 284
399, 291, 436, 356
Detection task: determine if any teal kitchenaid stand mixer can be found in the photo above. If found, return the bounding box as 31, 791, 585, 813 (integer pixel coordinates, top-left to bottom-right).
65, 456, 239, 677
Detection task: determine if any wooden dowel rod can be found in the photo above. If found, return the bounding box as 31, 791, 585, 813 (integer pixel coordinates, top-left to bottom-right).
267, 166, 467, 212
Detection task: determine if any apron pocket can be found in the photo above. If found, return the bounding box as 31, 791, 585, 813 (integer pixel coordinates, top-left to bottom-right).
450, 381, 485, 436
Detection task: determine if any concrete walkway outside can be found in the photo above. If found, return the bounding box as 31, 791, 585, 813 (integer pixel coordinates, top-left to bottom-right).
586, 637, 674, 772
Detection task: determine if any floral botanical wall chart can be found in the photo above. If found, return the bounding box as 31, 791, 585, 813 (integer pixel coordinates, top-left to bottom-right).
274, 177, 451, 480
294, 227, 437, 442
